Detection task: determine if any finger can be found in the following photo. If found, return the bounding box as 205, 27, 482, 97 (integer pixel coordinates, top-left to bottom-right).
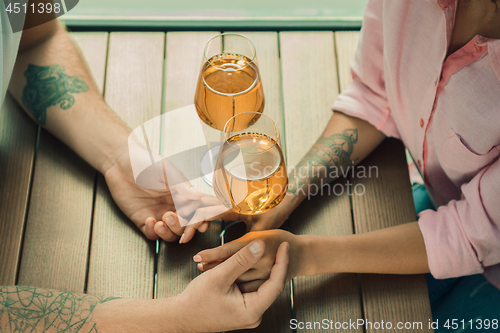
236, 269, 270, 284
181, 221, 210, 245
239, 280, 266, 293
169, 191, 191, 207
212, 240, 266, 287
162, 159, 203, 201
186, 205, 227, 227
162, 212, 186, 235
154, 221, 179, 242
180, 222, 202, 244
249, 242, 290, 312
172, 181, 203, 201
198, 221, 210, 233
198, 195, 227, 209
175, 200, 201, 220
194, 241, 246, 263
195, 195, 241, 222
141, 217, 160, 240
197, 260, 223, 271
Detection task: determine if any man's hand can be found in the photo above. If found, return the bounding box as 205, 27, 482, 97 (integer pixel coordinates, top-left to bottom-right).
193, 230, 304, 292
154, 194, 231, 243
104, 150, 202, 242
52, 241, 290, 333
176, 240, 290, 332
99, 240, 290, 333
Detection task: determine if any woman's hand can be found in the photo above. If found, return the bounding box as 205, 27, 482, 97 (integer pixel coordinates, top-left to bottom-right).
174, 192, 298, 244
222, 193, 297, 232
194, 230, 306, 291
242, 198, 292, 231
177, 240, 290, 332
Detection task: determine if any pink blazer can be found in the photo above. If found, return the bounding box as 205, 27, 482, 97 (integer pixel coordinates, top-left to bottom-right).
332, 0, 500, 288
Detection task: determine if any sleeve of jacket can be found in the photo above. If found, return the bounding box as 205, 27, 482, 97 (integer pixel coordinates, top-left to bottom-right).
332, 0, 400, 138
418, 158, 500, 279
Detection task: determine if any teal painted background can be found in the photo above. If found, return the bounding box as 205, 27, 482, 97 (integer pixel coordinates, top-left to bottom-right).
62, 0, 367, 29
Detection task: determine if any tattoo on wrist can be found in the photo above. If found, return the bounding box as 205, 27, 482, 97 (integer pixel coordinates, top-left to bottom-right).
287, 129, 358, 195
22, 64, 89, 125
0, 286, 118, 332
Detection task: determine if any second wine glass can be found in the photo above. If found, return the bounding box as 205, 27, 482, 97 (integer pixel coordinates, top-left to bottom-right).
213, 112, 288, 215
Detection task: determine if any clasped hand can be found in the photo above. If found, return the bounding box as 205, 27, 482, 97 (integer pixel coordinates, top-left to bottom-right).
193, 230, 305, 292
104, 145, 292, 243
177, 240, 290, 332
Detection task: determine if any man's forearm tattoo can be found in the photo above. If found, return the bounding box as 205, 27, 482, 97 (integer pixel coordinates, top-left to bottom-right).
287, 129, 358, 195
22, 64, 89, 125
0, 286, 118, 333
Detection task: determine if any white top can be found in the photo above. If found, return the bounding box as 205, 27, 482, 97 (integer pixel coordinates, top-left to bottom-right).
0, 4, 25, 108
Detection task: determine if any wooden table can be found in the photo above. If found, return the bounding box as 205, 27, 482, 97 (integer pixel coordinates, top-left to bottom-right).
0, 30, 433, 332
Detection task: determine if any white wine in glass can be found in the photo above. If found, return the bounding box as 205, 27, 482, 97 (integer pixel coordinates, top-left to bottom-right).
213, 112, 287, 215
194, 34, 265, 131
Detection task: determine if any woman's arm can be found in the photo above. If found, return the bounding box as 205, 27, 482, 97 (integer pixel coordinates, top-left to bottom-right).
302, 222, 429, 276
245, 111, 386, 231
195, 225, 429, 290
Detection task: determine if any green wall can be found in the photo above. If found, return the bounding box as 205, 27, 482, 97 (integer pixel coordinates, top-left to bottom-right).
62, 0, 367, 29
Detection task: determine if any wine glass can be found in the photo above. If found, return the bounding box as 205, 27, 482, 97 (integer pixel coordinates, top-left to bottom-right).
213, 112, 288, 215
195, 33, 265, 186
195, 33, 265, 130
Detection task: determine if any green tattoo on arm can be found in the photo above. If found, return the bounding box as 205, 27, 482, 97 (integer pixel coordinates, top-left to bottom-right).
0, 286, 119, 333
287, 129, 358, 195
22, 64, 89, 125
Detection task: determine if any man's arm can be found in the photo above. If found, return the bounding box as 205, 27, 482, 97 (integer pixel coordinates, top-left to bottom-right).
0, 285, 187, 333
10, 19, 128, 174
0, 286, 124, 332
8, 14, 201, 242
0, 241, 290, 332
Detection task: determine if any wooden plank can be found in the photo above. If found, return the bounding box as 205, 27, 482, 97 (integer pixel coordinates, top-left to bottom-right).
280, 32, 339, 167
335, 31, 360, 92
156, 31, 222, 299
17, 131, 95, 292
280, 31, 363, 332
71, 32, 109, 93
336, 31, 434, 333
0, 95, 37, 286
351, 139, 433, 333
288, 190, 362, 333
16, 33, 109, 292
161, 31, 220, 197
87, 32, 164, 299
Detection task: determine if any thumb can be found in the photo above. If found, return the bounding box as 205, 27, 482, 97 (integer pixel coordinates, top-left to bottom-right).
212, 240, 265, 287
161, 159, 202, 201
173, 181, 203, 201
